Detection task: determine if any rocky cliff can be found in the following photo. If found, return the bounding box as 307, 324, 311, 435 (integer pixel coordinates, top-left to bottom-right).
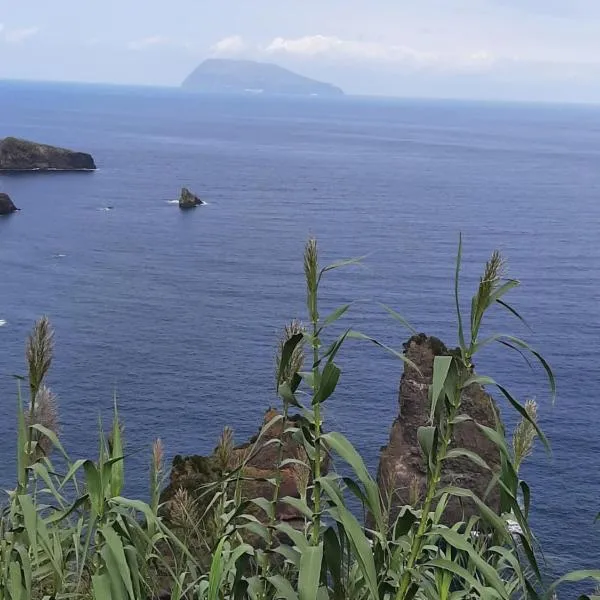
0, 137, 96, 171
377, 334, 501, 524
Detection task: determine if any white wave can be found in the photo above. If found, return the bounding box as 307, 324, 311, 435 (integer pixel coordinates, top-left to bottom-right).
53, 253, 66, 258
98, 206, 114, 211
167, 200, 209, 205
0, 319, 6, 327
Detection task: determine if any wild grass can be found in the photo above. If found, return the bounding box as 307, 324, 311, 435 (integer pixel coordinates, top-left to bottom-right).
1, 237, 599, 599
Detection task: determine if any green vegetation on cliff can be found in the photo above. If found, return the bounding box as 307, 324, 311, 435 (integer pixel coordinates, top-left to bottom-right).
1, 238, 598, 600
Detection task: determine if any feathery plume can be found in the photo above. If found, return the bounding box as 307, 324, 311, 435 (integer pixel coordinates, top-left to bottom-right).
304, 238, 319, 322
512, 399, 538, 472
25, 385, 59, 459
26, 316, 54, 400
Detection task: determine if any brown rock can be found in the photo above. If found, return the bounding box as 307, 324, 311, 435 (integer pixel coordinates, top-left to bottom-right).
161, 409, 321, 525
178, 187, 204, 209
377, 334, 501, 525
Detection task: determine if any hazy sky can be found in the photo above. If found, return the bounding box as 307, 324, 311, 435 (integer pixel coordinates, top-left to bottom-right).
2, 0, 600, 101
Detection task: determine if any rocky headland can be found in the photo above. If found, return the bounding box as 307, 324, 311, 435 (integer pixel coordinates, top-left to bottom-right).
0, 137, 96, 172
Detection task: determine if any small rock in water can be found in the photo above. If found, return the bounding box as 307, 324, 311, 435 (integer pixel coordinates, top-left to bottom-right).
178, 187, 205, 209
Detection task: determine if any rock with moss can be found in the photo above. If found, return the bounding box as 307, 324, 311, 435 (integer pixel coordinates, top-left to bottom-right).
0, 192, 18, 215
0, 137, 96, 171
161, 409, 323, 527
377, 334, 501, 525
178, 187, 205, 209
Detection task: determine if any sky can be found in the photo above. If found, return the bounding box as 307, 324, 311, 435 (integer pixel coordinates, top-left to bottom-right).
1, 0, 600, 102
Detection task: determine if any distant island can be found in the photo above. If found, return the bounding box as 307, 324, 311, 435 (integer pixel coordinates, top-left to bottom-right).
181, 59, 344, 97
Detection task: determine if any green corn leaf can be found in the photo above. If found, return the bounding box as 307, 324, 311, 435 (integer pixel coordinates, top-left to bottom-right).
393, 505, 419, 538
318, 255, 365, 283
60, 458, 87, 489
380, 303, 418, 334
477, 424, 512, 460
124, 545, 141, 600
430, 355, 453, 421
275, 522, 310, 551
488, 279, 520, 306
323, 526, 343, 593
83, 460, 103, 516
455, 233, 466, 351
313, 361, 341, 405
321, 303, 352, 329
281, 496, 314, 519
278, 381, 302, 408
102, 524, 135, 599
269, 574, 299, 600
475, 334, 555, 400
92, 573, 112, 599
251, 496, 274, 518
461, 374, 496, 389
273, 544, 301, 567
18, 494, 38, 556
110, 399, 125, 498
321, 479, 379, 600
445, 448, 490, 471
548, 570, 600, 596
208, 536, 227, 600
277, 332, 304, 389
417, 425, 438, 473
299, 371, 315, 389
16, 385, 28, 490
496, 298, 531, 330
321, 431, 383, 528
425, 558, 485, 596
433, 527, 509, 598
298, 543, 323, 600
438, 486, 509, 542
29, 423, 68, 459
347, 330, 420, 372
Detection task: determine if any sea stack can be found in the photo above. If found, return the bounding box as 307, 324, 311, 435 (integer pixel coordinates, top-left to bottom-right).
178, 187, 205, 209
376, 334, 502, 524
0, 137, 96, 172
0, 193, 18, 215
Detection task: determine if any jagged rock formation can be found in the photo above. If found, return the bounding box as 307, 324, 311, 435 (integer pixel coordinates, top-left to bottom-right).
178, 187, 204, 209
0, 137, 96, 171
377, 334, 501, 525
161, 409, 323, 525
0, 192, 18, 215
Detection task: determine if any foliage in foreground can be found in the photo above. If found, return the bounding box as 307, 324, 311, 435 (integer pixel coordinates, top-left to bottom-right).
1, 238, 599, 600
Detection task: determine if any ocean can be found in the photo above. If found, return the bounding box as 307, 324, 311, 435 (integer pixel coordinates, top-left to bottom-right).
1, 80, 599, 577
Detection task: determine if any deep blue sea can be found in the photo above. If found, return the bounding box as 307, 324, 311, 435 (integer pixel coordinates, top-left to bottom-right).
1, 80, 600, 578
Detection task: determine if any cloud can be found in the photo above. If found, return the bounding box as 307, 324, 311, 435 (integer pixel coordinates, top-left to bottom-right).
128, 35, 171, 51
264, 35, 436, 65
210, 35, 246, 57
260, 34, 501, 72
2, 26, 40, 44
